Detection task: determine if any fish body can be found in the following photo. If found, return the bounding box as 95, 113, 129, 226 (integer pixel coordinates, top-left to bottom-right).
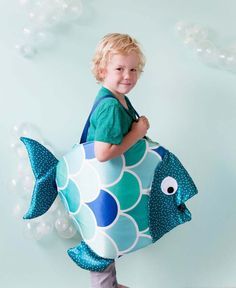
20, 137, 197, 271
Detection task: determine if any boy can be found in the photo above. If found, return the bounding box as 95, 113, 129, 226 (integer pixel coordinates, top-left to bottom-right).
87, 33, 150, 288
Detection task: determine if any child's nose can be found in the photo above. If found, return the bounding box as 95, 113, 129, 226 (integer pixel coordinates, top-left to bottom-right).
124, 70, 131, 79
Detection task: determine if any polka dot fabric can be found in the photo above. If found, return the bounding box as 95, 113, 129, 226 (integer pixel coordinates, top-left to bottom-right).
149, 152, 198, 243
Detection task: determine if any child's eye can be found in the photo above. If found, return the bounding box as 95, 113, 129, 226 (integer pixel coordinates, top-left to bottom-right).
131, 68, 137, 72
116, 67, 123, 71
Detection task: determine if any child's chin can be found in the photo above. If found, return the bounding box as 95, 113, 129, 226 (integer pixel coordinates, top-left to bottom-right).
118, 86, 133, 94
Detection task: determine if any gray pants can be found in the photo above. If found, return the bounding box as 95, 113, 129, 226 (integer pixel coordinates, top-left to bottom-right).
90, 263, 118, 288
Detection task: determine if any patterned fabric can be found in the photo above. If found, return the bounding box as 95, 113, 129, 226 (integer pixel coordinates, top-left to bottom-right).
56, 138, 162, 259
21, 136, 198, 272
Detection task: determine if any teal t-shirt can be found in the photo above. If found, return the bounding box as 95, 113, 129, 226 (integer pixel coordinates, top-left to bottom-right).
86, 86, 137, 145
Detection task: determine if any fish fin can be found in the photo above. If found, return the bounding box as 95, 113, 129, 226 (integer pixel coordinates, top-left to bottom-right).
20, 137, 59, 219
67, 241, 114, 272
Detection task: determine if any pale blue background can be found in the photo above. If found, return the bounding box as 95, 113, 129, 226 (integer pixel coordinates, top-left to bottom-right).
1, 1, 236, 287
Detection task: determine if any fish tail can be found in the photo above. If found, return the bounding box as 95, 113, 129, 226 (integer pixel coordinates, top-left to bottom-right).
20, 137, 59, 219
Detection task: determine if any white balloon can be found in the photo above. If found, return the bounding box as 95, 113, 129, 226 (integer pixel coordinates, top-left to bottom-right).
10, 137, 20, 150
8, 178, 18, 192
23, 221, 37, 239
11, 124, 23, 137
225, 53, 236, 72
67, 4, 83, 20
55, 216, 69, 232
21, 174, 34, 198
15, 143, 28, 159
57, 224, 77, 239
17, 122, 43, 140
35, 221, 53, 240
217, 50, 236, 72
13, 201, 27, 219
55, 207, 67, 218
17, 159, 32, 177
18, 44, 37, 58
175, 20, 188, 33
196, 40, 218, 66
19, 0, 29, 6
23, 27, 33, 38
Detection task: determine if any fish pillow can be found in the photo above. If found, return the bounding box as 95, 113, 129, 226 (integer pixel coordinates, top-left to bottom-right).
20, 136, 198, 272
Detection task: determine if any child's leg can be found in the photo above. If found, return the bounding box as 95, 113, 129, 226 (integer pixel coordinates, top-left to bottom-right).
90, 263, 118, 288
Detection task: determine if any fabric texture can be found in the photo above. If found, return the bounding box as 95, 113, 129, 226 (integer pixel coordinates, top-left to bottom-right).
86, 86, 136, 144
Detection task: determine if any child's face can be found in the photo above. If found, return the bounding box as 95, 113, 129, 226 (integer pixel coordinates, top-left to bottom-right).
100, 52, 140, 97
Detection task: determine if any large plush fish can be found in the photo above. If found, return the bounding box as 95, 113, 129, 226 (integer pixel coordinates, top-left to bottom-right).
20, 135, 197, 272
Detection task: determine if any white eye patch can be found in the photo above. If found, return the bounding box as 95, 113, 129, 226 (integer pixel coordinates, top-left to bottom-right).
161, 176, 178, 195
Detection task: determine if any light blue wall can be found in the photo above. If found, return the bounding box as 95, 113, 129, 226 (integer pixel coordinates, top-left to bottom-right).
1, 1, 236, 287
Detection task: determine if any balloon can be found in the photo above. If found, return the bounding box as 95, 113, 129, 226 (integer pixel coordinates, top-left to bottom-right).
55, 216, 69, 233
17, 159, 32, 177
21, 174, 34, 198
15, 143, 29, 159
17, 0, 83, 58
17, 44, 37, 58
195, 40, 218, 66
35, 221, 53, 240
176, 20, 236, 74
16, 122, 43, 141
12, 122, 77, 241
23, 221, 37, 239
9, 178, 18, 193
57, 224, 77, 239
13, 201, 27, 219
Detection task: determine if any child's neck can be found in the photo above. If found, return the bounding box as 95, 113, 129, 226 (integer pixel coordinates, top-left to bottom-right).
103, 85, 128, 109
102, 85, 124, 99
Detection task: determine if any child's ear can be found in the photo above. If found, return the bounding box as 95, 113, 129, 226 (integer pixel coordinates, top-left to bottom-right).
99, 67, 106, 80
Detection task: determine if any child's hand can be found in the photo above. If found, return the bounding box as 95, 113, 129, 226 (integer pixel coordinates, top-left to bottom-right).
131, 116, 150, 140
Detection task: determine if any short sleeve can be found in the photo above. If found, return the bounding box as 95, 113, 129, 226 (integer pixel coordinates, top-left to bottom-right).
93, 101, 124, 145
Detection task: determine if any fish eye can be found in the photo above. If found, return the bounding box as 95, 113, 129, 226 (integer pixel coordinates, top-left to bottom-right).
161, 176, 178, 195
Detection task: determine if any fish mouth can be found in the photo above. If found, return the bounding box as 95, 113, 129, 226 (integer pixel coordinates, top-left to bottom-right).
177, 203, 192, 221
177, 203, 186, 212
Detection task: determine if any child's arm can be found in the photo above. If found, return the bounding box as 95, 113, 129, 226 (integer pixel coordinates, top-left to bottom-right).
95, 116, 150, 162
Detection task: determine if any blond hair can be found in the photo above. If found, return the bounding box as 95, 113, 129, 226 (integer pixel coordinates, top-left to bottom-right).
91, 33, 146, 82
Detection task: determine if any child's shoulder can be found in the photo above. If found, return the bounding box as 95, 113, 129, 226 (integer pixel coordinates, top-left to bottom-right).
94, 97, 121, 117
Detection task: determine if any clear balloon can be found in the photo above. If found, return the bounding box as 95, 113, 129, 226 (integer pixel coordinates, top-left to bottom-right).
55, 216, 69, 232
18, 0, 29, 6
17, 44, 37, 58
225, 53, 236, 72
23, 221, 37, 239
21, 175, 34, 198
57, 224, 77, 239
12, 121, 80, 242
13, 201, 27, 219
35, 221, 53, 240
15, 143, 29, 159
196, 40, 218, 66
55, 206, 67, 218
17, 159, 32, 177
9, 178, 18, 193
17, 0, 83, 58
176, 20, 236, 74
17, 122, 43, 141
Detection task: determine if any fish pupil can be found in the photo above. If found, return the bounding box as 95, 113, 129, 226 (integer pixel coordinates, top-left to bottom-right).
167, 187, 174, 194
